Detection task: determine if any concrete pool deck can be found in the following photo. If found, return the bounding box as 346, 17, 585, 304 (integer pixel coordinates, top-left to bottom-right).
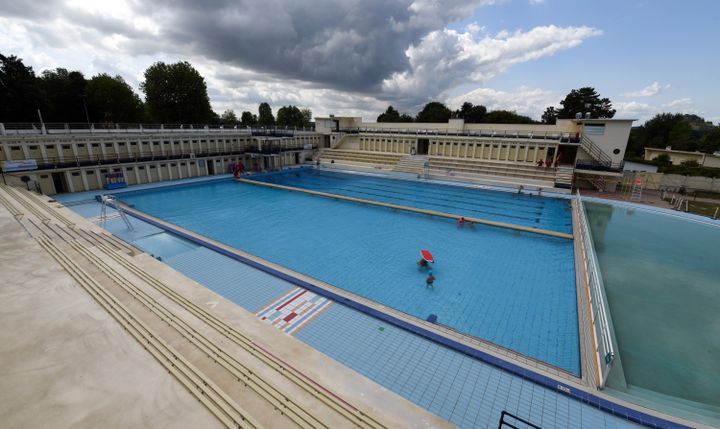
0, 174, 709, 428
0, 185, 453, 429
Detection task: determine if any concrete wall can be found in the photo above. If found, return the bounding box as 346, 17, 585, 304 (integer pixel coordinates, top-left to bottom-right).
581, 120, 633, 164
622, 171, 720, 192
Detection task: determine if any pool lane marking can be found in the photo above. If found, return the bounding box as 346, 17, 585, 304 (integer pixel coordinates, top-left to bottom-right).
237, 178, 573, 240
256, 288, 333, 335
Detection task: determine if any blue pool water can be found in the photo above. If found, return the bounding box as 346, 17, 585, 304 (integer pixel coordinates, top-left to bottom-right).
119, 170, 579, 374
253, 169, 573, 234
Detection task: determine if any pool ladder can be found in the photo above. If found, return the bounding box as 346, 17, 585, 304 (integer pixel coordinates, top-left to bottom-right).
100, 195, 134, 231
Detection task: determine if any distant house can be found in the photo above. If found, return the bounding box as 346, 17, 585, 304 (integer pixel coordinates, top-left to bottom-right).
622, 161, 657, 173
643, 147, 720, 168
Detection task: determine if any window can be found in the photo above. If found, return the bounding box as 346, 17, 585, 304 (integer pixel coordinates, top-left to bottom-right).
77, 144, 85, 147
100, 169, 108, 173
130, 142, 137, 145
153, 142, 159, 146
126, 167, 133, 171
160, 164, 167, 167
40, 174, 49, 178
71, 172, 80, 176
91, 143, 99, 148
584, 124, 605, 135
171, 163, 177, 167
10, 146, 20, 150
118, 142, 126, 146
190, 162, 195, 165
62, 145, 71, 149
138, 166, 145, 170
149, 165, 156, 169
29, 145, 37, 150
86, 171, 95, 175
105, 143, 113, 147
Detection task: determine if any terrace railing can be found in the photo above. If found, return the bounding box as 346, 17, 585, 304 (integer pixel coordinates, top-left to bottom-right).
574, 191, 616, 388
0, 122, 316, 136
339, 127, 582, 142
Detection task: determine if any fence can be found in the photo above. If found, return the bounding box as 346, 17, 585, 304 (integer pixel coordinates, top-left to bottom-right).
574, 192, 615, 388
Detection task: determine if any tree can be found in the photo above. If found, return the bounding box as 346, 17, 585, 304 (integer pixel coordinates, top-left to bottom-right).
377, 106, 400, 122
240, 111, 257, 127
39, 68, 87, 122
257, 102, 274, 126
141, 61, 214, 123
652, 153, 671, 166
541, 106, 558, 125
558, 87, 615, 119
416, 101, 451, 123
0, 54, 47, 122
377, 105, 413, 122
85, 73, 143, 123
483, 110, 536, 124
220, 109, 238, 124
300, 108, 312, 127
454, 102, 487, 123
276, 105, 305, 128
698, 128, 720, 154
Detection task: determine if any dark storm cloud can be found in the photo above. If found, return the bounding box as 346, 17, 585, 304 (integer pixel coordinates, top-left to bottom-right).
117, 0, 490, 92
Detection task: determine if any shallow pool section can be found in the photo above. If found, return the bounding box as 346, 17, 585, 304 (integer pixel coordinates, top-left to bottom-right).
586, 202, 720, 424
253, 169, 573, 233
119, 175, 579, 374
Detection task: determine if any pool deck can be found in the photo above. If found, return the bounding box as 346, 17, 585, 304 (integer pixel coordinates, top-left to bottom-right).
0, 173, 709, 429
0, 184, 453, 429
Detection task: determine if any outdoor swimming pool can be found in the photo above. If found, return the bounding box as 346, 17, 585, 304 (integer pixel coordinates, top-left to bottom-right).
253, 169, 573, 234
586, 202, 720, 425
119, 169, 580, 374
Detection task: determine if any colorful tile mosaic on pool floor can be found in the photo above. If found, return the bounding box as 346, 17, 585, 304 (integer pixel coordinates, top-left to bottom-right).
256, 288, 333, 335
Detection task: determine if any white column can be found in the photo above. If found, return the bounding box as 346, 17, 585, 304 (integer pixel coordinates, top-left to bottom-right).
40, 144, 48, 162
64, 171, 75, 193
157, 163, 163, 181
80, 171, 90, 191
95, 168, 103, 188
134, 166, 141, 184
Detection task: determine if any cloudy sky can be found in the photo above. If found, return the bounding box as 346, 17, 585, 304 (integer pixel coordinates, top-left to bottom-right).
1, 0, 718, 123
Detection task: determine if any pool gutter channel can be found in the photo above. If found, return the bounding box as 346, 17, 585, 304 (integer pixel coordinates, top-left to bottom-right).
111, 198, 695, 429
236, 178, 574, 240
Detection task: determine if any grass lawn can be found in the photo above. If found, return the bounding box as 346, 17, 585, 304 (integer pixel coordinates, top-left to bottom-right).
666, 198, 720, 218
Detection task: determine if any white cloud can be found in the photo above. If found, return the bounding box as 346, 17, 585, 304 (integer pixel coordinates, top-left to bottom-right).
615, 97, 697, 123
381, 25, 602, 108
446, 86, 559, 119
621, 81, 670, 97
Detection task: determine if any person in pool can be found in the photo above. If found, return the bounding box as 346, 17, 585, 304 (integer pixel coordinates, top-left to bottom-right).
457, 217, 465, 228
417, 258, 429, 268
426, 271, 435, 288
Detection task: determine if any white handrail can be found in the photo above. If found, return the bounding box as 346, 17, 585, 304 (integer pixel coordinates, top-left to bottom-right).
575, 190, 615, 387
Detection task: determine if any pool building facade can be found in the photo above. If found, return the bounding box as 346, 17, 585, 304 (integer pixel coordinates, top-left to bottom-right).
1, 120, 717, 428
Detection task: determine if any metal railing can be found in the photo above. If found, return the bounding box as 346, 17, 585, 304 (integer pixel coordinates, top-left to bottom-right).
575, 191, 615, 387
576, 135, 624, 172
0, 122, 317, 136
338, 127, 581, 142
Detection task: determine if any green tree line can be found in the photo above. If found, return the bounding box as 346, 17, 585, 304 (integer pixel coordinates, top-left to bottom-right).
0, 53, 312, 127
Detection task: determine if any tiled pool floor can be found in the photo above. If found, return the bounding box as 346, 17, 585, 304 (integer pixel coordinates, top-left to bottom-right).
57, 187, 644, 429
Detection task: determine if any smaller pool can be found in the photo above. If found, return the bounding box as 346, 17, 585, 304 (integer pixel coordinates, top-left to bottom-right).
586, 202, 720, 425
